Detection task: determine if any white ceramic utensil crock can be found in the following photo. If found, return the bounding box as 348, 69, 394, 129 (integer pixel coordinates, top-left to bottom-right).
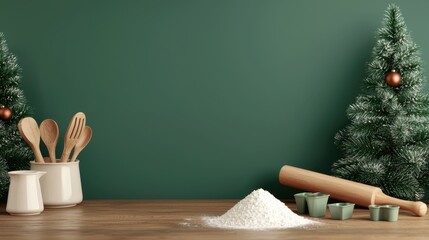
30, 159, 83, 208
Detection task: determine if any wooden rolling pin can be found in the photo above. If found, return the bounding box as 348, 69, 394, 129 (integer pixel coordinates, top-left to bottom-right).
279, 165, 427, 217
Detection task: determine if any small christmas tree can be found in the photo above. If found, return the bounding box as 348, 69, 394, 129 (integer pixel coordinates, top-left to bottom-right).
332, 4, 429, 200
0, 33, 33, 199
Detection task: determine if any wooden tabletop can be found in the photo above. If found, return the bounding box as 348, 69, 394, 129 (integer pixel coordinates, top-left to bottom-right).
0, 200, 428, 240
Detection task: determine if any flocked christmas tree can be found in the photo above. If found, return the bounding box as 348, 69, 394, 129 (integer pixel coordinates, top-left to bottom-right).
0, 33, 33, 199
332, 4, 429, 201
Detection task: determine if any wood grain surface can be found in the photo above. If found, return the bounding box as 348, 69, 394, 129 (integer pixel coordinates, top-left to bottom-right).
0, 200, 428, 240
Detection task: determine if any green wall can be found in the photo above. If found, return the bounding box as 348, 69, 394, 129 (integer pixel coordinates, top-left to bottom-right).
1, 0, 429, 199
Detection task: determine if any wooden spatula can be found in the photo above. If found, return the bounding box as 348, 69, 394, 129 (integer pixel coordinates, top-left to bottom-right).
18, 117, 45, 163
60, 112, 86, 162
40, 119, 59, 163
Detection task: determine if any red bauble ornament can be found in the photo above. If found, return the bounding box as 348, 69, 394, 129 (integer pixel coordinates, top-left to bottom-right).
385, 69, 401, 88
0, 105, 13, 121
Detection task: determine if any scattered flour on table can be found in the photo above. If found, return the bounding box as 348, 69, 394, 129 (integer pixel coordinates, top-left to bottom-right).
202, 188, 318, 230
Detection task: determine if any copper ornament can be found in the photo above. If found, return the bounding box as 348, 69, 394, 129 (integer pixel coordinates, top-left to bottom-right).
385, 69, 401, 88
0, 105, 13, 121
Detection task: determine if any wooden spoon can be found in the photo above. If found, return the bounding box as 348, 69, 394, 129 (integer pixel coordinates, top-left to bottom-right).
60, 112, 86, 162
40, 119, 59, 163
18, 117, 45, 163
70, 126, 92, 162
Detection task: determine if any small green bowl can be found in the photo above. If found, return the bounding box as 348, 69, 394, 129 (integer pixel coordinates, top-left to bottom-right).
368, 205, 381, 221
305, 193, 330, 218
328, 202, 355, 220
368, 205, 400, 222
380, 205, 400, 222
294, 192, 312, 214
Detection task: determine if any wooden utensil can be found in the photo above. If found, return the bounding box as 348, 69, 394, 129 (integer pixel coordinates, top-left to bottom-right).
18, 117, 45, 163
279, 165, 427, 217
70, 126, 92, 162
40, 119, 59, 163
60, 112, 86, 162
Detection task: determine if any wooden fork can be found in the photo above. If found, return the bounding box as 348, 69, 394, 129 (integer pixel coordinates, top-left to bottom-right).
60, 112, 86, 162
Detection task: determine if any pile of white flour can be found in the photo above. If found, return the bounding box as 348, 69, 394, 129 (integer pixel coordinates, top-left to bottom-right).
202, 188, 317, 230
